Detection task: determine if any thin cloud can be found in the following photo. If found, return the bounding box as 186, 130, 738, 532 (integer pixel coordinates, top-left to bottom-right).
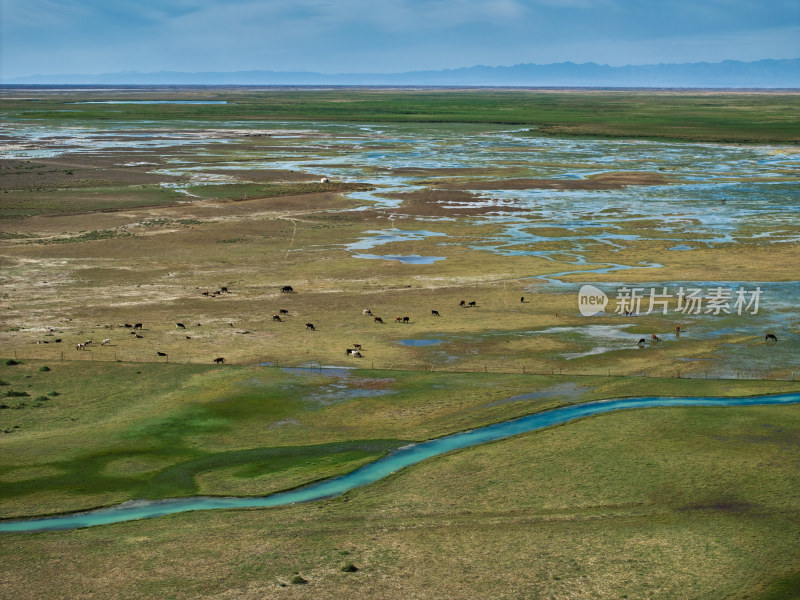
2, 0, 798, 78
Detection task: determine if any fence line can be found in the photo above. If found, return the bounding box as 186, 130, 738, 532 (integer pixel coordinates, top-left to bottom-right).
6, 349, 799, 382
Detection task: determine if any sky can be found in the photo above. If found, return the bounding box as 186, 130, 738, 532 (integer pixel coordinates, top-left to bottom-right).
1, 0, 799, 79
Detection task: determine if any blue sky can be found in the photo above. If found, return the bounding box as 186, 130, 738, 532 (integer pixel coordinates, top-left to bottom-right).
2, 0, 799, 78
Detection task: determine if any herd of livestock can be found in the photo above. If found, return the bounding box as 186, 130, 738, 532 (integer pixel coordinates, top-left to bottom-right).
50, 284, 779, 366
54, 285, 481, 365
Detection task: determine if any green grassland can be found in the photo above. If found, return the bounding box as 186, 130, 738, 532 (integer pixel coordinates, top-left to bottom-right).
1, 359, 799, 599
2, 359, 798, 519
3, 89, 799, 143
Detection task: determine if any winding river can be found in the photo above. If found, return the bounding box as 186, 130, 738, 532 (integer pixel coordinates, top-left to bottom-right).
2, 392, 798, 533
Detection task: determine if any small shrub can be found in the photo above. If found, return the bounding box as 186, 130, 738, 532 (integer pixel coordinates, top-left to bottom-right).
5, 390, 29, 397
34, 396, 49, 402
48, 391, 60, 397
0, 404, 9, 409
341, 563, 359, 573
39, 365, 51, 372
5, 359, 21, 366
0, 379, 9, 386
290, 575, 308, 585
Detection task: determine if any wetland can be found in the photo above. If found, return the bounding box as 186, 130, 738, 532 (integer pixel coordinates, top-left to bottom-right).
1, 87, 799, 600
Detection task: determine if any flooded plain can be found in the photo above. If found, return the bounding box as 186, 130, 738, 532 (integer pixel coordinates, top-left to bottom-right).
1, 118, 798, 378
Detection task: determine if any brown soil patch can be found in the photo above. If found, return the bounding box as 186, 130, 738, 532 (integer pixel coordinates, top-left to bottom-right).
0, 157, 185, 190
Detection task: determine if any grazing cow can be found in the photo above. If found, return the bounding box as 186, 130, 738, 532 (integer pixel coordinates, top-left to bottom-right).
221, 287, 229, 293
273, 315, 282, 322
76, 343, 85, 350
157, 352, 167, 357
459, 300, 466, 307
638, 338, 646, 347
185, 336, 191, 339
124, 323, 133, 328
135, 334, 144, 339
520, 296, 525, 303
363, 309, 372, 316
101, 339, 110, 346
55, 339, 61, 343
347, 349, 362, 358
134, 323, 143, 330
431, 310, 440, 316
353, 343, 362, 350
280, 285, 293, 293
202, 291, 209, 296
279, 309, 289, 315
84, 340, 92, 346
468, 301, 476, 307
213, 357, 225, 364
402, 316, 410, 323
374, 317, 384, 324
765, 333, 778, 342
395, 316, 403, 323
305, 323, 315, 331
651, 334, 660, 341
176, 323, 185, 329
320, 177, 330, 184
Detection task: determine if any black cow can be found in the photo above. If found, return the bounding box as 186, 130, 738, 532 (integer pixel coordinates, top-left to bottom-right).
765, 333, 778, 342
306, 323, 315, 331
279, 309, 289, 315
213, 357, 225, 364
402, 316, 410, 323
176, 323, 185, 329
374, 317, 384, 324
431, 310, 440, 316
134, 323, 143, 329
157, 351, 167, 357
280, 285, 293, 293
468, 301, 476, 307
459, 300, 466, 307
273, 315, 282, 322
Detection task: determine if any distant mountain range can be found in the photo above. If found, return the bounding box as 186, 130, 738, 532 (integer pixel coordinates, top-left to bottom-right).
4, 59, 799, 88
